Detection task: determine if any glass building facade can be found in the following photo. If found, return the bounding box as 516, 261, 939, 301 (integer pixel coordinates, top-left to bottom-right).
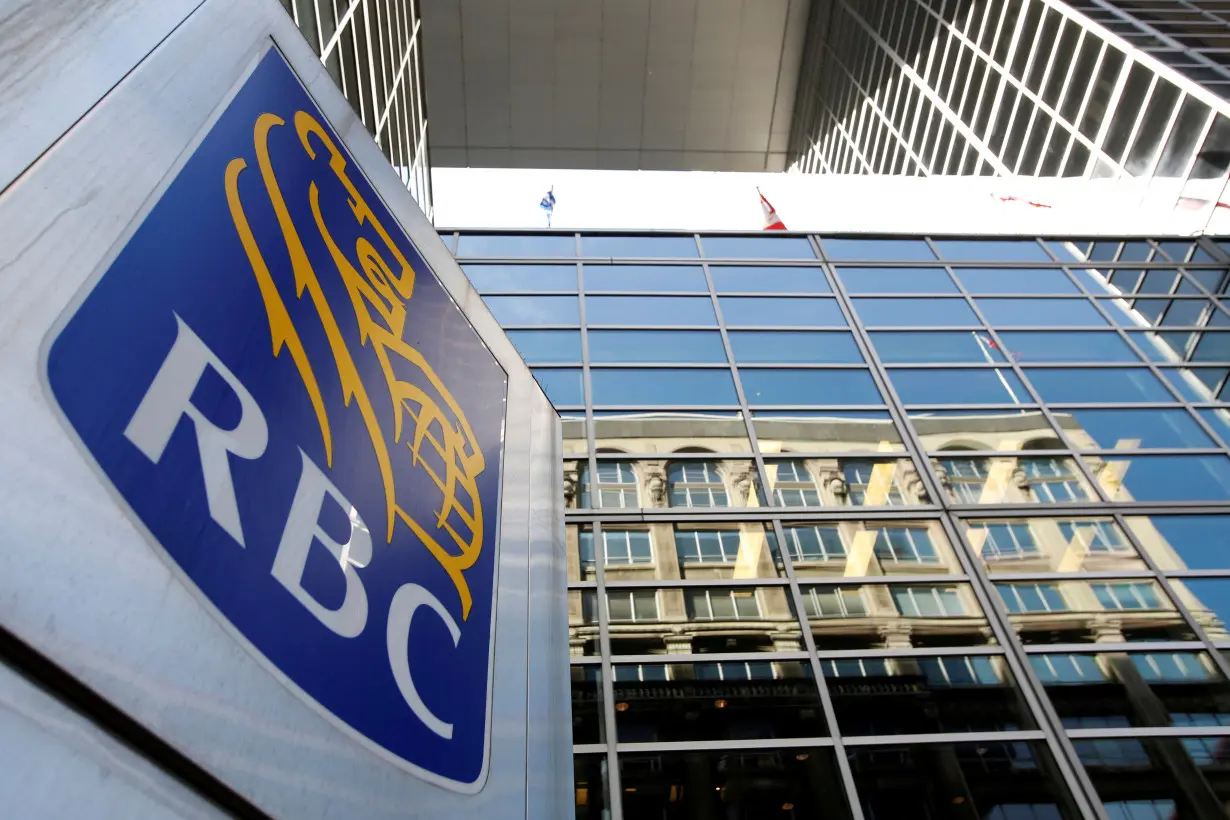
442, 229, 1230, 818
276, 0, 432, 216
790, 0, 1230, 196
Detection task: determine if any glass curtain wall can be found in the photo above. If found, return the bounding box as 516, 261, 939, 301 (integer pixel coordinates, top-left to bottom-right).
790, 0, 1230, 204
275, 0, 432, 216
448, 228, 1230, 819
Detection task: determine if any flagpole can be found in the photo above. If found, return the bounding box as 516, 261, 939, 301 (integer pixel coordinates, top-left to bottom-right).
972, 331, 1020, 404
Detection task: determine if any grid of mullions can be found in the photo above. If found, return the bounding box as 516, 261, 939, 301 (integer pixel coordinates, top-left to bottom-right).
790, 0, 1230, 190
452, 231, 1230, 819
276, 0, 432, 216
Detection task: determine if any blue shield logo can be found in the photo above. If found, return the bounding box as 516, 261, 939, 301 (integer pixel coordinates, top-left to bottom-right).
42, 49, 507, 790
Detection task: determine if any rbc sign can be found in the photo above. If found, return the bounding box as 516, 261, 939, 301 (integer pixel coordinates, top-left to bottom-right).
43, 48, 506, 791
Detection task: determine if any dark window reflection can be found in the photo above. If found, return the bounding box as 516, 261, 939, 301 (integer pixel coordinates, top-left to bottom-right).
1033, 652, 1230, 727
1081, 736, 1230, 820
611, 661, 826, 742
572, 666, 605, 744
828, 654, 1034, 736
619, 748, 851, 819
573, 754, 609, 820
848, 742, 1079, 819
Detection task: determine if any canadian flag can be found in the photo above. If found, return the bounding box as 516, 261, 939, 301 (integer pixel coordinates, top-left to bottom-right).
759, 189, 787, 230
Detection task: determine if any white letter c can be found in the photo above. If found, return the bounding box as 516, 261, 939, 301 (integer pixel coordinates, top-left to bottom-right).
387, 583, 462, 740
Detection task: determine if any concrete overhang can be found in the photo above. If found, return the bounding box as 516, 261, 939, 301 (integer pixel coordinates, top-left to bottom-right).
420, 0, 810, 172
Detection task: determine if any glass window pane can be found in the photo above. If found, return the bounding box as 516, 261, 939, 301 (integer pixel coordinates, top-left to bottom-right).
994, 331, 1139, 363
463, 264, 577, 292
966, 517, 1144, 575
606, 585, 791, 653
803, 583, 994, 648
1035, 652, 1225, 725
753, 410, 906, 454
1090, 455, 1230, 502
821, 238, 937, 261
954, 267, 1081, 294
870, 330, 1008, 363
1201, 407, 1230, 445
853, 298, 980, 326
587, 330, 727, 363
782, 520, 960, 576
999, 581, 1192, 644
763, 457, 922, 508
612, 660, 825, 742
934, 455, 1095, 505
890, 368, 1030, 404
709, 266, 831, 293
505, 330, 581, 362
830, 654, 1033, 736
701, 235, 816, 259
582, 265, 707, 292
849, 742, 1079, 819
456, 233, 575, 257
838, 267, 958, 293
532, 368, 583, 405
1172, 580, 1230, 644
1025, 368, 1174, 403
592, 411, 751, 453
1084, 736, 1230, 817
719, 296, 846, 327
619, 748, 851, 818
728, 331, 864, 363
579, 234, 698, 257
934, 240, 1052, 262
977, 298, 1108, 326
1192, 332, 1230, 362
1060, 408, 1214, 449
483, 295, 579, 325
572, 753, 608, 815
1160, 367, 1228, 402
590, 369, 737, 406
912, 409, 1061, 452
673, 524, 784, 580
585, 295, 716, 325
1125, 515, 1230, 571
741, 369, 883, 405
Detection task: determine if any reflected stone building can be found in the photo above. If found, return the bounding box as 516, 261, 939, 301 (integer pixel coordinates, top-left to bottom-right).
447, 229, 1230, 819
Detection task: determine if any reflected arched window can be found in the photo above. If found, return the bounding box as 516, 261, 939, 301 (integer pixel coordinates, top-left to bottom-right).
1019, 457, 1088, 503
581, 461, 639, 508
937, 452, 990, 504
772, 459, 820, 506
668, 461, 728, 508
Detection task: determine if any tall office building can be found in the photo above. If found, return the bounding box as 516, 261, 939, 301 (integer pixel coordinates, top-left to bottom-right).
440, 229, 1230, 818
276, 0, 433, 216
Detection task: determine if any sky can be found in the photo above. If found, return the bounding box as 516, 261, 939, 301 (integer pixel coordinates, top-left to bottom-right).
431, 167, 1225, 235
